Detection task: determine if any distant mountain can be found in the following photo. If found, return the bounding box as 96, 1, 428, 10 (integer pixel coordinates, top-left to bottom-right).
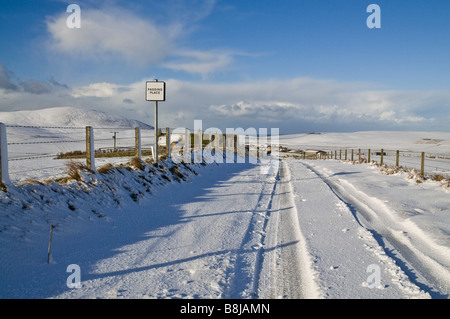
0, 107, 153, 129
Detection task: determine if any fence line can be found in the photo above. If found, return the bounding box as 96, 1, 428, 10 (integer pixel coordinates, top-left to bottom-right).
298, 147, 450, 178
0, 124, 247, 185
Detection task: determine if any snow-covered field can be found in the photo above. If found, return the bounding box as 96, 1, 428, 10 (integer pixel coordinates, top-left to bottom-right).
1, 154, 449, 299
1, 107, 450, 300
279, 131, 450, 177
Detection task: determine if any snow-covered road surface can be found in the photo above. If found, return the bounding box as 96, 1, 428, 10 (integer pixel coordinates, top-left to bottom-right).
1, 157, 449, 299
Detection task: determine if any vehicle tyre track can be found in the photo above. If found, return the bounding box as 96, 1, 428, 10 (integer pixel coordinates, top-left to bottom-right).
303, 162, 450, 298
257, 160, 320, 299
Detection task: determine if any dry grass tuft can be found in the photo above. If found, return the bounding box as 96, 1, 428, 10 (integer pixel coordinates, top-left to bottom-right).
97, 163, 115, 174
129, 157, 145, 170
65, 160, 95, 181
430, 174, 445, 182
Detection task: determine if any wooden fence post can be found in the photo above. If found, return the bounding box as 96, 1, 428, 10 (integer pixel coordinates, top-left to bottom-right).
166, 127, 171, 158
184, 128, 190, 163
135, 127, 141, 159
345, 149, 347, 160
396, 150, 399, 167
86, 126, 96, 171
214, 133, 219, 150
223, 134, 227, 152
0, 123, 11, 186
196, 129, 202, 152
421, 152, 425, 177
351, 149, 354, 161
380, 149, 384, 166
358, 149, 361, 162
368, 149, 371, 163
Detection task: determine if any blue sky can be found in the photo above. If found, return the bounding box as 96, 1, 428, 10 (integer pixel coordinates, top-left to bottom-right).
1, 0, 450, 133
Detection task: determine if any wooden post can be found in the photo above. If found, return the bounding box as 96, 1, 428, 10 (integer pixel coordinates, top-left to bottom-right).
345, 149, 347, 160
380, 149, 384, 166
223, 134, 227, 152
184, 128, 190, 163
335, 150, 337, 160
192, 131, 196, 151
368, 149, 371, 163
351, 149, 354, 161
0, 123, 11, 186
358, 149, 361, 162
47, 224, 55, 264
396, 150, 399, 167
214, 133, 219, 149
166, 127, 171, 158
86, 126, 95, 171
339, 150, 342, 160
421, 152, 425, 177
199, 130, 203, 151
135, 127, 141, 159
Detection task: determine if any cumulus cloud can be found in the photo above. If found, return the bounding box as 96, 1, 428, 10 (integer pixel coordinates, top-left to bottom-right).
46, 7, 180, 66
44, 1, 240, 76
1, 75, 449, 132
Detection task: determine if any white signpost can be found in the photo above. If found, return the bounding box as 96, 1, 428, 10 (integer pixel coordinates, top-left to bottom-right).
146, 80, 166, 163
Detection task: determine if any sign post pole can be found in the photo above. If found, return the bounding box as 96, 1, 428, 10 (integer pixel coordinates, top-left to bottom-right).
146, 79, 166, 165
154, 99, 158, 163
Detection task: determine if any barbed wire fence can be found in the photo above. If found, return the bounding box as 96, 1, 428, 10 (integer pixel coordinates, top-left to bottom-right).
2, 122, 450, 185
1, 124, 159, 184
0, 123, 250, 186
290, 146, 450, 178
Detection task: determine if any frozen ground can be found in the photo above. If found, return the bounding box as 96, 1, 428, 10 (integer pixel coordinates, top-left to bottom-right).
1, 154, 449, 299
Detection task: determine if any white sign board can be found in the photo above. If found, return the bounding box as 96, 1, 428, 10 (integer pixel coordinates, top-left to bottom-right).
146, 81, 166, 101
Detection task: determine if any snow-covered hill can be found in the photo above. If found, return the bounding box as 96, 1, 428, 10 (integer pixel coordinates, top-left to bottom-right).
0, 106, 153, 129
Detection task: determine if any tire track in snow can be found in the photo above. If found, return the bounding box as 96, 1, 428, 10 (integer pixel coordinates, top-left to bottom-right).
226, 163, 280, 298
257, 160, 321, 298
303, 162, 450, 298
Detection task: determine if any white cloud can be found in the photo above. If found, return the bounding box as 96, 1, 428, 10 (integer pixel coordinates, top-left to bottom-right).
1, 77, 449, 133
164, 50, 234, 77
46, 7, 180, 65
71, 82, 128, 98
45, 2, 246, 76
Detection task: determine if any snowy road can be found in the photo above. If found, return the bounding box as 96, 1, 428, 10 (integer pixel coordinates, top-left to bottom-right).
1, 157, 448, 299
